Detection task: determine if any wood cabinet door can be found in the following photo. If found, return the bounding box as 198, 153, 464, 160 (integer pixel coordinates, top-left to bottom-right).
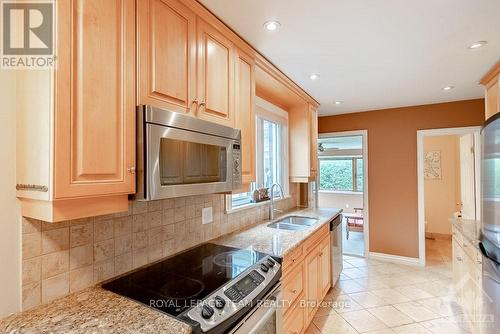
197, 18, 235, 127
235, 49, 256, 184
283, 298, 305, 334
289, 101, 313, 182
305, 248, 320, 321
309, 104, 318, 177
54, 0, 135, 198
485, 80, 499, 120
137, 0, 197, 114
318, 236, 331, 298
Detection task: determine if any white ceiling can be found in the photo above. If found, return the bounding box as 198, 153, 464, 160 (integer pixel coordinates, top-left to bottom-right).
199, 0, 500, 115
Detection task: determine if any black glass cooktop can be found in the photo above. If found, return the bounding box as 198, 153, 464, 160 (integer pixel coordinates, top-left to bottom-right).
102, 243, 270, 316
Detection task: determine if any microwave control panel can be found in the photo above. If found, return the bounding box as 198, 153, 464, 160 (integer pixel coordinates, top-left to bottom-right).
232, 143, 242, 188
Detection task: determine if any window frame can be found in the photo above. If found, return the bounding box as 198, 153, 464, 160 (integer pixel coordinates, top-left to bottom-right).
226, 98, 289, 212
318, 156, 363, 193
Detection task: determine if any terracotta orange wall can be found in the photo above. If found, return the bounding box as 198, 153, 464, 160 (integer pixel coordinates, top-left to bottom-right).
318, 99, 485, 258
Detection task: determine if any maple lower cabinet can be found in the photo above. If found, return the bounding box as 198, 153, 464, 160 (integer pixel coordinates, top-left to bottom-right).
16, 0, 135, 222
452, 225, 484, 334
234, 49, 256, 185
282, 225, 331, 333
304, 247, 320, 322
196, 18, 235, 127
318, 236, 331, 297
137, 0, 197, 114
283, 299, 306, 334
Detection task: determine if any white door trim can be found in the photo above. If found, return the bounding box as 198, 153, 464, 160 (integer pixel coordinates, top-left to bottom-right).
416, 126, 482, 266
319, 130, 369, 257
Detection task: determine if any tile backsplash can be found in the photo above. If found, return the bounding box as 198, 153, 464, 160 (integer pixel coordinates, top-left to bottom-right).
21, 191, 297, 310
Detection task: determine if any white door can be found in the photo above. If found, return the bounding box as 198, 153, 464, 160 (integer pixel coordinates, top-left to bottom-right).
459, 134, 476, 219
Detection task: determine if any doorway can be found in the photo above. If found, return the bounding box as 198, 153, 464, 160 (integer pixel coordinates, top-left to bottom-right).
318, 130, 369, 257
417, 127, 481, 265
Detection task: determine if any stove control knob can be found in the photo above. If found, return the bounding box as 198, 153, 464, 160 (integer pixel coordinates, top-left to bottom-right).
267, 259, 275, 267
214, 296, 226, 309
260, 263, 269, 273
201, 304, 214, 319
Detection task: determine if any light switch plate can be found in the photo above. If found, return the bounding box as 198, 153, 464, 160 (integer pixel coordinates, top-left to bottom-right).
202, 207, 213, 224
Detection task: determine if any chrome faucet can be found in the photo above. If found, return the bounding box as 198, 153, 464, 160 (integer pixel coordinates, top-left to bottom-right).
269, 183, 284, 220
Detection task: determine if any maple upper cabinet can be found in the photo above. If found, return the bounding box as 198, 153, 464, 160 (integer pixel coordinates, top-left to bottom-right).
137, 0, 197, 114
197, 18, 235, 127
309, 104, 319, 178
235, 49, 256, 185
481, 61, 500, 120
16, 0, 135, 222
289, 101, 319, 182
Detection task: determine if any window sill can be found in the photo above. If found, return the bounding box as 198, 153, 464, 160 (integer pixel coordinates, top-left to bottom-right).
226, 195, 292, 214
318, 190, 363, 195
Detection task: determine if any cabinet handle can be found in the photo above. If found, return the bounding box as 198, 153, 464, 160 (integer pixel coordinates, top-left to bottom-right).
127, 167, 136, 174
190, 99, 198, 111
198, 101, 206, 111
456, 256, 462, 262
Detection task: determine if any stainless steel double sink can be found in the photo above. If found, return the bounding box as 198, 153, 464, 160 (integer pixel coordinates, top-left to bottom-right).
267, 215, 320, 231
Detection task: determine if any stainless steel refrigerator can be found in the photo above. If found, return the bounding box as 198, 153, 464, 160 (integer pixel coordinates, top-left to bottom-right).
479, 113, 500, 333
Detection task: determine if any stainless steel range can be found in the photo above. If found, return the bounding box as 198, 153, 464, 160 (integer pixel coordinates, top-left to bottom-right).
102, 243, 282, 333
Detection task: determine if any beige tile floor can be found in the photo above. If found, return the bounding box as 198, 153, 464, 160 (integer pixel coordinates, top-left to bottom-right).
305, 239, 473, 334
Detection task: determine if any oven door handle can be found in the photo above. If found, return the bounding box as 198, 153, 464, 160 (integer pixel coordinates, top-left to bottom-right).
246, 295, 279, 334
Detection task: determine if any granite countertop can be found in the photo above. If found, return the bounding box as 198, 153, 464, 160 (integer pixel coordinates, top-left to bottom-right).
0, 207, 341, 333
450, 217, 481, 249
0, 287, 192, 334
213, 207, 343, 258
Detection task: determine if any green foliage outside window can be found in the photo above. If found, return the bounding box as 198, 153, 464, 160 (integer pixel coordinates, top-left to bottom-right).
319, 158, 363, 192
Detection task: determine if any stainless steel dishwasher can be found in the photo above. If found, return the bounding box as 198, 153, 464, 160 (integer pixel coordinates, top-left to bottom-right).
330, 214, 343, 286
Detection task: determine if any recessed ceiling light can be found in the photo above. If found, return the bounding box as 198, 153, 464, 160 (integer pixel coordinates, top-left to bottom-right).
309, 73, 320, 80
442, 85, 455, 91
334, 101, 343, 105
263, 20, 281, 31
468, 41, 487, 49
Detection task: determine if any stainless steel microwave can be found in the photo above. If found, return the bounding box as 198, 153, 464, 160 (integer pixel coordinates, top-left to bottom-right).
136, 105, 242, 201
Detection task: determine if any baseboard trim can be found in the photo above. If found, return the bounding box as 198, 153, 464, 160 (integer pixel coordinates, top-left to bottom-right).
368, 252, 423, 267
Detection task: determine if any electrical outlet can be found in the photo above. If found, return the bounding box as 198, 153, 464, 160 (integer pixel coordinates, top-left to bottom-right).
202, 207, 213, 224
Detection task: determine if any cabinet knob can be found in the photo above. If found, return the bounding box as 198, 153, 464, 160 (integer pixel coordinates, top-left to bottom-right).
127, 167, 136, 174
198, 101, 206, 110
456, 256, 462, 262
292, 289, 297, 294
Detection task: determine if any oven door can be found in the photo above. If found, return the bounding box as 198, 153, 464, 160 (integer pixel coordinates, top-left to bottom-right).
229, 283, 282, 334
145, 123, 237, 200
